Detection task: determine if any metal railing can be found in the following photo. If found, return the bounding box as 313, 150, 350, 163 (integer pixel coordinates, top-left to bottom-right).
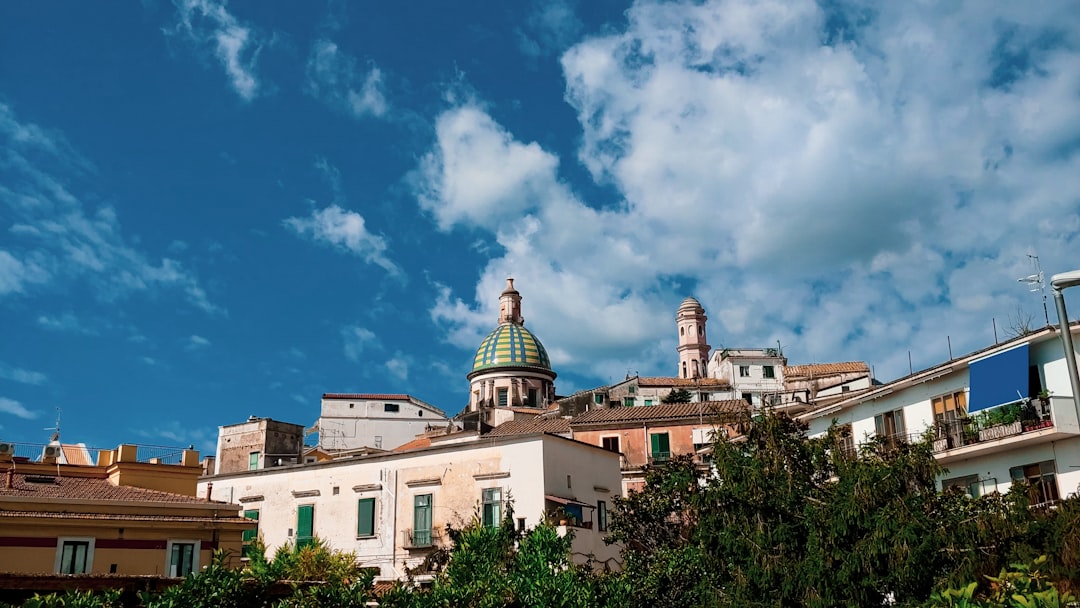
930, 411, 1054, 453
403, 528, 437, 548
2, 442, 190, 465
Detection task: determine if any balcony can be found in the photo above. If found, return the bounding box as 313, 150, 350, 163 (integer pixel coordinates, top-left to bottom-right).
402, 527, 441, 549
930, 397, 1079, 464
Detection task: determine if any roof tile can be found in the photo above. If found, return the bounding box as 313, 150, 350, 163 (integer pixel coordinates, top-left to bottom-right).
570, 401, 748, 426
486, 418, 572, 437
783, 362, 869, 378
0, 473, 218, 504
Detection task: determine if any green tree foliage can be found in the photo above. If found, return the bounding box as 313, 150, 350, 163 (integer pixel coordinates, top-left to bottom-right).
607, 410, 1080, 607
923, 556, 1076, 607
661, 388, 692, 403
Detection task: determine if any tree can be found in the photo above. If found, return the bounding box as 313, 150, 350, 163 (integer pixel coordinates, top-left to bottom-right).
661, 388, 692, 404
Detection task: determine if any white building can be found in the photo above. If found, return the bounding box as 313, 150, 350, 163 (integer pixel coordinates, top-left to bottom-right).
801, 324, 1080, 504
316, 393, 448, 452
709, 348, 787, 408
199, 432, 622, 579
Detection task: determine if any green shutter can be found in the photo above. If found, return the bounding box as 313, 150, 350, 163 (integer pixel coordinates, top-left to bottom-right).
242, 510, 259, 543
357, 498, 375, 537
650, 433, 670, 460
413, 494, 432, 545
297, 504, 314, 547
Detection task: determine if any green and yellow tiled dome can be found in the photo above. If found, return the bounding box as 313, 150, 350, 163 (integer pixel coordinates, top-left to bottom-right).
472, 323, 551, 372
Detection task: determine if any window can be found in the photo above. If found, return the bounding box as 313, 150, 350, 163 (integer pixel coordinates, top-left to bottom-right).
242, 509, 260, 557
601, 436, 620, 453
248, 451, 260, 471
628, 385, 636, 394
932, 390, 967, 449
593, 393, 604, 405
763, 365, 775, 379
1010, 460, 1059, 506
682, 362, 687, 378
742, 392, 753, 404
167, 541, 198, 577
841, 385, 851, 393
644, 399, 653, 406
597, 500, 608, 532
739, 365, 750, 377
680, 326, 685, 336
357, 498, 376, 537
497, 388, 508, 407
942, 474, 982, 498
650, 432, 671, 462
874, 408, 907, 447
413, 494, 433, 546
297, 505, 314, 548
482, 488, 502, 528
527, 388, 538, 407
384, 403, 400, 412
698, 326, 703, 336
56, 538, 93, 574
623, 397, 634, 407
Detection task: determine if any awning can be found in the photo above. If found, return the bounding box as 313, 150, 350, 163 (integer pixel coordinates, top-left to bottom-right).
544, 495, 595, 509
968, 343, 1030, 413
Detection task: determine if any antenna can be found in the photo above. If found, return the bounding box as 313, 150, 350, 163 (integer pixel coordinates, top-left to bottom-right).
1018, 254, 1051, 327
43, 408, 61, 443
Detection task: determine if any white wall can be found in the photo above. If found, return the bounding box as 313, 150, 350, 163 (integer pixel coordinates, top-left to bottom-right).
199, 434, 621, 579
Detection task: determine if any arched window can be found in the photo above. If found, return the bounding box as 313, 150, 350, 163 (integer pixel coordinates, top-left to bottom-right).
698, 326, 703, 336
680, 326, 685, 336
682, 362, 687, 378
692, 360, 700, 378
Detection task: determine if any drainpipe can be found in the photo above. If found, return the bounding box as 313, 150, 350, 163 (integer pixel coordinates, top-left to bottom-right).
1051, 271, 1080, 420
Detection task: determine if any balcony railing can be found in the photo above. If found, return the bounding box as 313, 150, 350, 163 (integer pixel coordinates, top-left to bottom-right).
648, 451, 671, 465
931, 409, 1054, 453
402, 527, 439, 549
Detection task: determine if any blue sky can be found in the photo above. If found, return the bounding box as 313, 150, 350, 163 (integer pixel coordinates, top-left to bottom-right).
1, 0, 1078, 455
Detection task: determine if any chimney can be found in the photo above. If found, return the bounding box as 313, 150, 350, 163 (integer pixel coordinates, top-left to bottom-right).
205, 482, 213, 501
5, 469, 12, 489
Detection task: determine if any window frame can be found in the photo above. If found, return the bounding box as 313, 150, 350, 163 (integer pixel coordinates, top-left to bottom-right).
762, 365, 775, 379
296, 504, 315, 548
649, 432, 671, 462
248, 451, 260, 470
165, 539, 200, 578
739, 365, 750, 377
55, 537, 94, 574
384, 403, 400, 412
597, 500, 608, 532
357, 497, 376, 538
1010, 460, 1059, 506
413, 494, 433, 546
482, 487, 502, 528
601, 435, 621, 454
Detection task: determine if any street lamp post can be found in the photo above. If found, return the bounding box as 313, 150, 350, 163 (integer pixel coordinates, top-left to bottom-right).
1050, 270, 1080, 417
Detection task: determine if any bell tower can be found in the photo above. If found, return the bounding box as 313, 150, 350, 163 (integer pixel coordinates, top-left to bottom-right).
676, 297, 710, 379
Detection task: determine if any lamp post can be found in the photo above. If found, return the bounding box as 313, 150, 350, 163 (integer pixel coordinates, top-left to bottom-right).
1050, 270, 1080, 416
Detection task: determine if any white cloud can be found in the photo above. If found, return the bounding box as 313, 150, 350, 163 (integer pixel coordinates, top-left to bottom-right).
0, 363, 47, 386
417, 0, 1080, 384
187, 335, 211, 349
385, 353, 410, 381
415, 106, 562, 231
342, 325, 378, 362
306, 39, 388, 119
284, 204, 402, 277
169, 0, 264, 101
0, 397, 39, 420
0, 104, 221, 314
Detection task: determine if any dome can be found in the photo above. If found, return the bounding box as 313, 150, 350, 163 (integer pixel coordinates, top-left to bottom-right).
679, 296, 704, 311
472, 323, 551, 372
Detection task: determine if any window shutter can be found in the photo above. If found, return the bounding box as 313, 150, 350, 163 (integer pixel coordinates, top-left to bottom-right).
357, 498, 375, 537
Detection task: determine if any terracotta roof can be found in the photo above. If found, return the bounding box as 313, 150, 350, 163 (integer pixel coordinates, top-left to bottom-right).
636, 377, 730, 388
323, 393, 412, 400
508, 407, 545, 415
0, 511, 251, 524
0, 473, 218, 504
570, 401, 748, 426
485, 418, 572, 437
783, 362, 869, 378
392, 437, 432, 452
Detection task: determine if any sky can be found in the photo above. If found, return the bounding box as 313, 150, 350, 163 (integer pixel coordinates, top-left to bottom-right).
1, 0, 1079, 456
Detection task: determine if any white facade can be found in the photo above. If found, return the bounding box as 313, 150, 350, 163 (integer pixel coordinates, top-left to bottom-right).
802, 326, 1080, 503
199, 433, 622, 579
709, 349, 787, 408
317, 394, 448, 452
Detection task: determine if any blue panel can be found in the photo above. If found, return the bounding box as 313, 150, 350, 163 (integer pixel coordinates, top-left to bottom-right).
968, 344, 1030, 413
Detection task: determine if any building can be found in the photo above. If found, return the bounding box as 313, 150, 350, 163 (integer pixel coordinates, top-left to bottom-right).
198, 432, 621, 579
800, 324, 1080, 504
781, 361, 874, 411
568, 401, 748, 493
676, 297, 711, 380
606, 375, 733, 407
0, 443, 251, 576
709, 348, 788, 408
215, 417, 305, 475
316, 394, 448, 452
464, 279, 557, 426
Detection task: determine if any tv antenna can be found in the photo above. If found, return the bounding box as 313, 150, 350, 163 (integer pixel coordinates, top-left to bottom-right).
1018, 254, 1050, 327
44, 408, 61, 443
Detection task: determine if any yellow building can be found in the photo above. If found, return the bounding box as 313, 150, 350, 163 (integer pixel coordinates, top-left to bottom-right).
0, 443, 253, 576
